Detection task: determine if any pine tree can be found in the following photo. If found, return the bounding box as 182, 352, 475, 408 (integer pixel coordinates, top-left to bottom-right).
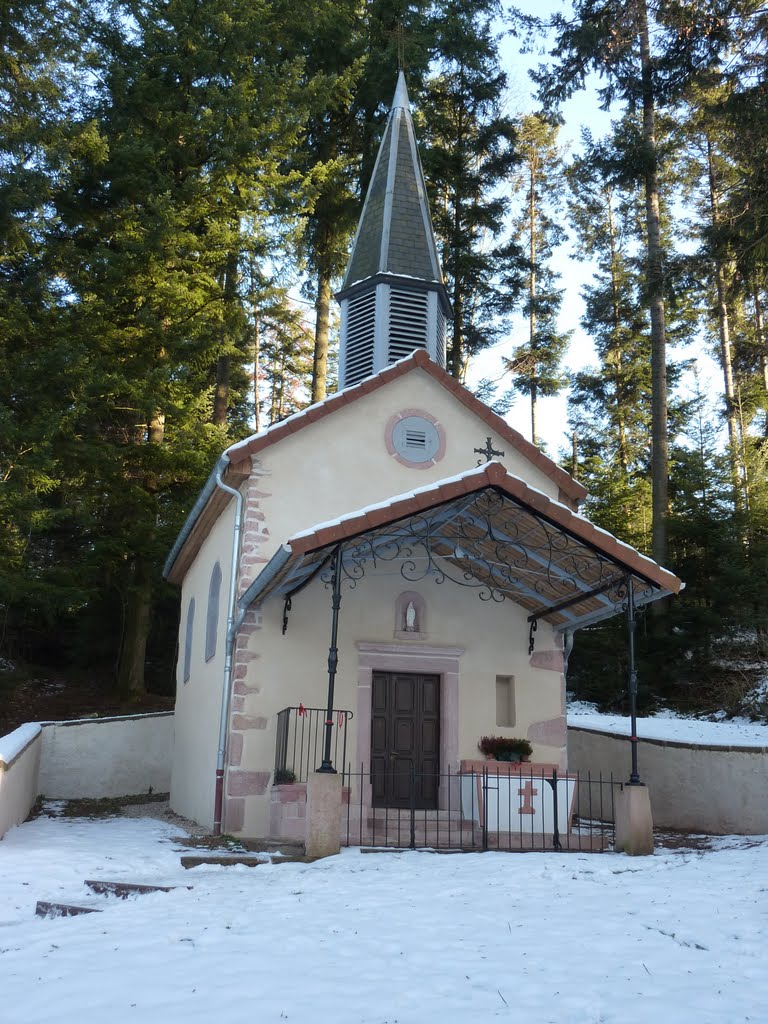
525, 0, 730, 565
506, 113, 569, 445
42, 0, 332, 695
420, 0, 522, 380
0, 0, 94, 659
565, 130, 653, 549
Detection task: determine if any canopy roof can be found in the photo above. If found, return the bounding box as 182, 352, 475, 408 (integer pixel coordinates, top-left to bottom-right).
239, 462, 682, 633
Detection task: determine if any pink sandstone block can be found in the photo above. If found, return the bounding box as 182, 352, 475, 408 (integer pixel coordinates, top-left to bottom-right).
526, 716, 567, 747
273, 785, 306, 804
237, 650, 260, 664
228, 732, 243, 767
225, 797, 245, 833
231, 696, 245, 712
231, 714, 267, 731
227, 770, 270, 797
530, 649, 565, 672
233, 680, 260, 696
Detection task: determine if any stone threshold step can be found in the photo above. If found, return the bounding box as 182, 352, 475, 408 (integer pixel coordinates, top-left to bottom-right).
358, 847, 478, 855
36, 901, 103, 919
180, 852, 307, 869
177, 837, 306, 855
84, 879, 193, 898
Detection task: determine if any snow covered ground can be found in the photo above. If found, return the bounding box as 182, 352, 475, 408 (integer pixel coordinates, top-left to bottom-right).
568, 701, 768, 747
1, 811, 766, 1024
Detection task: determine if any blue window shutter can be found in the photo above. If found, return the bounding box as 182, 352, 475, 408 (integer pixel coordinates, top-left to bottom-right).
205, 562, 222, 662
183, 598, 195, 683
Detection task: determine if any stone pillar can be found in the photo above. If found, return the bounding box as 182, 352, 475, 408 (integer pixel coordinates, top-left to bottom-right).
614, 783, 654, 856
306, 772, 342, 859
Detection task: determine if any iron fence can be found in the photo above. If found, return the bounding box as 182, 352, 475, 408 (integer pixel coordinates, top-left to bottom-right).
274, 706, 353, 783
340, 764, 618, 853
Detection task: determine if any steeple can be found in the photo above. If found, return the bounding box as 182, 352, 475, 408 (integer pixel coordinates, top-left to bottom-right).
336, 71, 451, 390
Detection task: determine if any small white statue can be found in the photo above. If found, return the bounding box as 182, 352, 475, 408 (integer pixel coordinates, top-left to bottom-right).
405, 601, 418, 632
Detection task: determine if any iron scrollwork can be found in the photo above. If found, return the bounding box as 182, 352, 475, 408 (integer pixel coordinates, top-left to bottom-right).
315, 489, 659, 626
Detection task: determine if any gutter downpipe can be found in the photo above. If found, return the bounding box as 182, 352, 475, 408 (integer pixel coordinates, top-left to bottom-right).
213, 453, 244, 836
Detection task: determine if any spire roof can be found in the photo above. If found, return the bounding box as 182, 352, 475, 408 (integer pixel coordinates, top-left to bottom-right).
341, 71, 444, 291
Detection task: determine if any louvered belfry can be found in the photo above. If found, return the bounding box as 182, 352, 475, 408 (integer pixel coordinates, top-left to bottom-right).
336, 72, 452, 390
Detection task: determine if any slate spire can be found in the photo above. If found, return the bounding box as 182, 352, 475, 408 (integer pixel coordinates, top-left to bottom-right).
336, 72, 451, 390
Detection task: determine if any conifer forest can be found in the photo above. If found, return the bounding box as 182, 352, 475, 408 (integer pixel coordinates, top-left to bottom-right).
1, 1, 767, 718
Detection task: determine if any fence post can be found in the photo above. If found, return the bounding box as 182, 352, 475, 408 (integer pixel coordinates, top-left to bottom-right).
409, 764, 416, 850
482, 767, 488, 851
551, 769, 561, 850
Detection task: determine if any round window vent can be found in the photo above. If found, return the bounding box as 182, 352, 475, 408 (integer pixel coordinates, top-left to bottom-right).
386, 411, 445, 468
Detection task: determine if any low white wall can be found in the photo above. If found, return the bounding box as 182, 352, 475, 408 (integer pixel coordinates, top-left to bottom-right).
0, 724, 42, 839
38, 712, 174, 800
568, 726, 768, 835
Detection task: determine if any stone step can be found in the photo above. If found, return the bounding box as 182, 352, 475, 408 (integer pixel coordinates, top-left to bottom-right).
237, 837, 306, 856
180, 851, 307, 869
36, 901, 103, 919
176, 837, 306, 856
84, 879, 193, 898
362, 809, 467, 822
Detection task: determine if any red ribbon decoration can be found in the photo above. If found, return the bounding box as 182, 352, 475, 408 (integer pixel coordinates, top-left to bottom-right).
298, 703, 306, 717
338, 711, 344, 728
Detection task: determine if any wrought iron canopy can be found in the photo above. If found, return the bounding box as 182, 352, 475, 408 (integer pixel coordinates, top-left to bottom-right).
238, 462, 681, 633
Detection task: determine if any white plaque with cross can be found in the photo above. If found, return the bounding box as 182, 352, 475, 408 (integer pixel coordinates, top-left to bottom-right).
461, 771, 578, 835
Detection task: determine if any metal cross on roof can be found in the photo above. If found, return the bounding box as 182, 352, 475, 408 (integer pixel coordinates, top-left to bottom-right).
474, 436, 505, 465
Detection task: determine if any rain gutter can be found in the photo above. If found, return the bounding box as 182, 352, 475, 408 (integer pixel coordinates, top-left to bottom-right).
211, 454, 244, 836
163, 449, 235, 580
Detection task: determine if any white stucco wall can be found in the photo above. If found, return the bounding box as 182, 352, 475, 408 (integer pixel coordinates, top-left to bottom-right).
568, 725, 768, 835
0, 724, 42, 839
170, 501, 236, 827
233, 568, 565, 838
170, 365, 580, 837
254, 369, 564, 565
38, 712, 173, 800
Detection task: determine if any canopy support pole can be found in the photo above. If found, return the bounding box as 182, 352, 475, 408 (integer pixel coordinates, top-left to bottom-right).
626, 573, 641, 784
318, 544, 343, 773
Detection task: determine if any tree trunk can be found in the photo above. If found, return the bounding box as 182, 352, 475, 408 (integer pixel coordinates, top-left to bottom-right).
707, 137, 742, 510
253, 313, 261, 434
607, 191, 629, 476
529, 154, 538, 446
311, 266, 331, 403
116, 556, 152, 699
213, 252, 239, 426
752, 284, 768, 435
213, 355, 230, 427
637, 0, 668, 568
450, 285, 463, 380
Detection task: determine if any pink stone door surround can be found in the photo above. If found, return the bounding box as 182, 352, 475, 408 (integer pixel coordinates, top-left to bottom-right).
355, 642, 464, 811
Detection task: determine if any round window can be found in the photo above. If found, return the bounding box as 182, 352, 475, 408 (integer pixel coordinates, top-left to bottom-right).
393, 415, 442, 464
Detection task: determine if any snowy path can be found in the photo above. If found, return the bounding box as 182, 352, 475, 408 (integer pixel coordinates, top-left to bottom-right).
1, 814, 766, 1023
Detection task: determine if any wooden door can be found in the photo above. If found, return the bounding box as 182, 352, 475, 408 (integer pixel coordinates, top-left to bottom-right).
371, 671, 440, 808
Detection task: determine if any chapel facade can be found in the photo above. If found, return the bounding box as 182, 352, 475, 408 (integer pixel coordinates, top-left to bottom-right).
164, 74, 680, 845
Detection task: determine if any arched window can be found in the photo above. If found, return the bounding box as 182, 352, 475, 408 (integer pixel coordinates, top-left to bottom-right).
183, 597, 195, 684
205, 562, 222, 662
